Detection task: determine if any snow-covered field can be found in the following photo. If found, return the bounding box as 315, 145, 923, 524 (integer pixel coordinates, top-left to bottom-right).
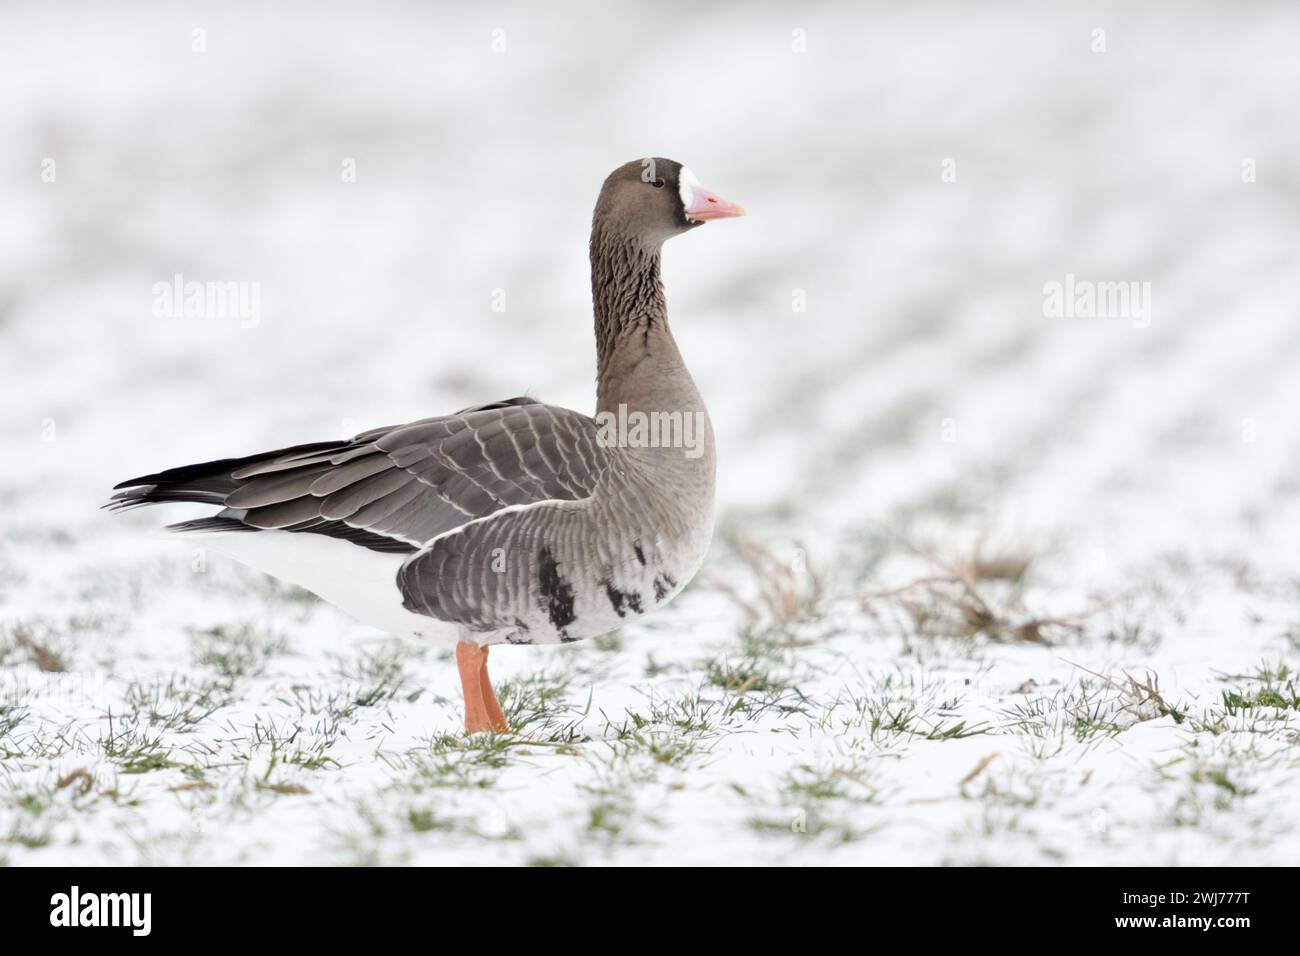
3, 1, 1299, 865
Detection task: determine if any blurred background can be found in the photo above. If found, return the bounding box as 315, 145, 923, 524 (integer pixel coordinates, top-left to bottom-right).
2, 0, 1298, 598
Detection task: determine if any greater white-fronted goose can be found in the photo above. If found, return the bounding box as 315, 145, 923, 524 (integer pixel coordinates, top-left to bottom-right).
109, 158, 744, 734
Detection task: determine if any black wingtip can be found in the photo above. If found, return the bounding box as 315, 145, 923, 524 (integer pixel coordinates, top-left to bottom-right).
164, 516, 258, 535
103, 485, 145, 507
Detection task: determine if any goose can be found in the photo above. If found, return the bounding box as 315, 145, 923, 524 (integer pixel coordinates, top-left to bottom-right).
108, 157, 744, 734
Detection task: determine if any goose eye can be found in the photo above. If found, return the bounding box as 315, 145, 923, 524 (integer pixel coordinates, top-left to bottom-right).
651, 178, 665, 188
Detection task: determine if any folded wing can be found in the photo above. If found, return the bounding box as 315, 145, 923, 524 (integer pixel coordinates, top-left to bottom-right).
108, 397, 613, 555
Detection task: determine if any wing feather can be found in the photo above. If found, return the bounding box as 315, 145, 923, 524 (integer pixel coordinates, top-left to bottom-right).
110, 397, 612, 556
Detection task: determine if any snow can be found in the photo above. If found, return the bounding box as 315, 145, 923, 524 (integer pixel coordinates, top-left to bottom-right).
2, 0, 1298, 865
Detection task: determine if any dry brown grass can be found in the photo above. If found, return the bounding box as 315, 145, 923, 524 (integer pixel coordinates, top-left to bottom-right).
11, 624, 68, 672
865, 543, 1086, 644
711, 537, 823, 632
1066, 662, 1185, 723
56, 768, 94, 794
959, 753, 999, 787
958, 544, 1032, 584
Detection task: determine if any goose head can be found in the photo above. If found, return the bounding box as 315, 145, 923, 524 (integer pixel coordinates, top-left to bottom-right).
593, 157, 744, 247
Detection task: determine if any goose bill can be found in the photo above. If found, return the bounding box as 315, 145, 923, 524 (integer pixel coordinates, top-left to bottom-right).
684, 185, 745, 222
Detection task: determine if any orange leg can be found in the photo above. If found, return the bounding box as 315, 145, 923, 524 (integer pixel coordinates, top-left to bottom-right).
456, 642, 509, 734
478, 647, 509, 732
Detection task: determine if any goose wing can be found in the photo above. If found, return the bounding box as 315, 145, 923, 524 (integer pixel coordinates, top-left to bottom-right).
108, 398, 615, 555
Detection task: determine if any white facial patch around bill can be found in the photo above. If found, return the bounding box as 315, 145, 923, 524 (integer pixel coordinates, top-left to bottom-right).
678, 166, 701, 220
